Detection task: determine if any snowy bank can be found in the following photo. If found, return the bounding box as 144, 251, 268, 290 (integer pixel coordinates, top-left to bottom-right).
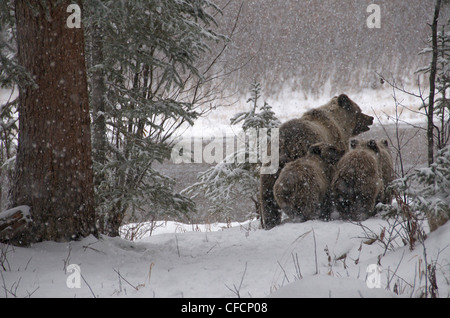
1, 217, 448, 298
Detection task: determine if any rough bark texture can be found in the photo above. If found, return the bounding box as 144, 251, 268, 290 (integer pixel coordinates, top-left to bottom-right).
11, 1, 96, 244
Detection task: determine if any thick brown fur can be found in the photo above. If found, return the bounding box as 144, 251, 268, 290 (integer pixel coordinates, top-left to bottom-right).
377, 139, 394, 204
350, 139, 394, 204
332, 139, 385, 221
273, 143, 345, 222
260, 94, 374, 229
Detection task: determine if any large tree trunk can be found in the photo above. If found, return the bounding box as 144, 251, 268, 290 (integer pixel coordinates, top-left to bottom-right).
11, 0, 96, 244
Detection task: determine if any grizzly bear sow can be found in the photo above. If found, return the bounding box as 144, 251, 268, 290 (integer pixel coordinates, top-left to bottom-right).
332, 139, 387, 221
273, 143, 345, 222
260, 94, 374, 229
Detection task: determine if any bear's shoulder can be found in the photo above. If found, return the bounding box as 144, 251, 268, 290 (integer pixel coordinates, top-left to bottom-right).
302, 108, 337, 124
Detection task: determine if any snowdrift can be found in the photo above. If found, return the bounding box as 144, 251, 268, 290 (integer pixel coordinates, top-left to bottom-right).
1, 217, 448, 298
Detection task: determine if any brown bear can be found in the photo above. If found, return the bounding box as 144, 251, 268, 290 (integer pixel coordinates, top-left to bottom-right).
376, 139, 394, 204
273, 143, 345, 222
331, 139, 386, 221
348, 139, 394, 205
260, 94, 374, 229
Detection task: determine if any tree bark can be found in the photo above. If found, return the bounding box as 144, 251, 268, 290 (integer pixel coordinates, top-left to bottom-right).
11, 0, 96, 244
427, 0, 442, 166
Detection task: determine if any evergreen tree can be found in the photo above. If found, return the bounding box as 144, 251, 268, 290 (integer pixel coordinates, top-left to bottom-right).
390, 145, 450, 232
230, 82, 280, 131
414, 0, 445, 164
434, 20, 450, 150
83, 0, 224, 236
183, 82, 280, 221
0, 0, 19, 211
417, 16, 450, 152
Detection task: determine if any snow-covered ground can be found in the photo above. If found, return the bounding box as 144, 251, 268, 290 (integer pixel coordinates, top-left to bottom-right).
1, 217, 449, 298
2, 84, 447, 299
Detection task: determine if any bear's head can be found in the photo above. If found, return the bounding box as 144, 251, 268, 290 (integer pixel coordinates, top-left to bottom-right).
350, 139, 381, 153
308, 142, 346, 165
379, 139, 389, 148
337, 94, 374, 136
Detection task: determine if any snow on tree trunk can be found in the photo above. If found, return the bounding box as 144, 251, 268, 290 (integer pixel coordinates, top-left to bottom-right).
11, 1, 96, 244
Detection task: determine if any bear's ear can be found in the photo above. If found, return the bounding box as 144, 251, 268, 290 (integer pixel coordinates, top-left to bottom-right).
367, 139, 380, 153
350, 139, 359, 149
338, 94, 352, 111
309, 144, 322, 156
381, 139, 389, 147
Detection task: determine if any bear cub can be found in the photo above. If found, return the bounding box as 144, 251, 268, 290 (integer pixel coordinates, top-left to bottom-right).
332, 139, 393, 221
274, 143, 345, 222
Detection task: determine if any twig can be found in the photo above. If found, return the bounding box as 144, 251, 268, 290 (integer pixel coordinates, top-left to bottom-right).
114, 268, 138, 291
225, 262, 248, 298
376, 72, 427, 100
80, 273, 96, 298
82, 241, 106, 255
1, 270, 8, 298
386, 250, 406, 290
148, 262, 154, 285
277, 261, 290, 285
11, 277, 21, 297
313, 228, 318, 275
24, 256, 32, 271
175, 235, 181, 257
25, 286, 39, 298
62, 245, 72, 273
0, 271, 21, 298
0, 244, 12, 271
292, 252, 303, 280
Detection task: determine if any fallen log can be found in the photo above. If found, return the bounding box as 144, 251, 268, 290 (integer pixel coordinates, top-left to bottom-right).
0, 206, 32, 243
